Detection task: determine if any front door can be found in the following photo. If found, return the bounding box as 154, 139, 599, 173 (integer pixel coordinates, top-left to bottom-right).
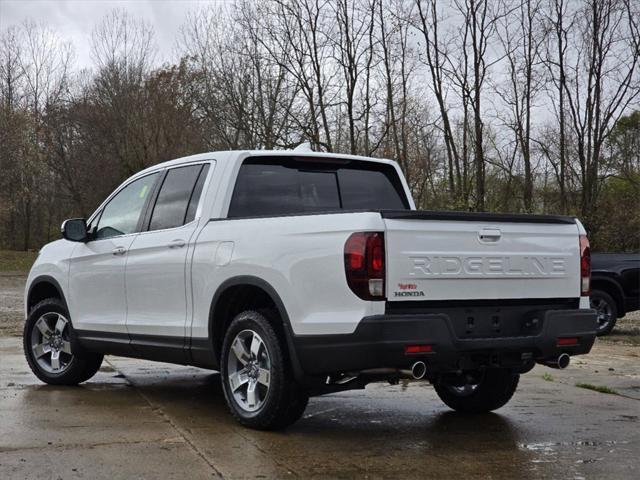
68, 172, 160, 336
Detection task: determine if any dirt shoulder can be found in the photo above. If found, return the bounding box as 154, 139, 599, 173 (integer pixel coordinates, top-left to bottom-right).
0, 250, 37, 272
0, 272, 26, 337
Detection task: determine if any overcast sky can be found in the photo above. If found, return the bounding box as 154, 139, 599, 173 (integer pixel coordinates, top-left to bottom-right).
0, 0, 228, 68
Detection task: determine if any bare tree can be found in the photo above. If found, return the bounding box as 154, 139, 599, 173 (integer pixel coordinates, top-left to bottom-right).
3, 21, 74, 249
496, 0, 546, 212
90, 9, 157, 175
563, 0, 640, 221
2, 0, 640, 252
456, 0, 503, 211
543, 0, 573, 213
415, 0, 464, 202
332, 0, 374, 154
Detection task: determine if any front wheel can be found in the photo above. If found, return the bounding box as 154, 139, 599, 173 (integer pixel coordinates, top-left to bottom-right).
23, 298, 103, 385
220, 310, 308, 430
434, 369, 519, 413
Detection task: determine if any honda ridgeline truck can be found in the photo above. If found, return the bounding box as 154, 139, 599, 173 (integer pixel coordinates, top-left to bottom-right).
24, 151, 597, 429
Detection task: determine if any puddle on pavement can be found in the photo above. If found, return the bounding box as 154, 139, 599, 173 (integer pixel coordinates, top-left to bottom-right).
519, 439, 630, 462
520, 440, 629, 450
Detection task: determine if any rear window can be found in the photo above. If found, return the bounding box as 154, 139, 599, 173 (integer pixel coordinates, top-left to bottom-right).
228, 157, 408, 218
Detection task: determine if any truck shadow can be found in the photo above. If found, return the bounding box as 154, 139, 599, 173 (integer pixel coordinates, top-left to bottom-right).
20, 366, 545, 478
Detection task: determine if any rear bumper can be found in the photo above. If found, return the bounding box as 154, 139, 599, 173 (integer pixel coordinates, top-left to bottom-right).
624, 296, 640, 315
294, 309, 597, 375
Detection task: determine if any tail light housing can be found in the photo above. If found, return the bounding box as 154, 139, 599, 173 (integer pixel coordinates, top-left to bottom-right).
344, 232, 385, 300
579, 234, 591, 296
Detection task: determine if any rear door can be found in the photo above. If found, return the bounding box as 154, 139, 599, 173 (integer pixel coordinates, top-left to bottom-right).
383, 212, 581, 301
125, 163, 211, 350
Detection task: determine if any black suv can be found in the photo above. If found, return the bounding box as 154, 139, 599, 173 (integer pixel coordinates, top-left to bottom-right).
591, 253, 640, 335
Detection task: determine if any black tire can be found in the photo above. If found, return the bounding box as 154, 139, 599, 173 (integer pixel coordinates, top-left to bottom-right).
220, 310, 308, 430
434, 369, 519, 413
590, 289, 618, 336
23, 298, 103, 385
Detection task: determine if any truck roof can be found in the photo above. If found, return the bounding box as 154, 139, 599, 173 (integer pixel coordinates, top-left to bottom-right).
133, 150, 398, 179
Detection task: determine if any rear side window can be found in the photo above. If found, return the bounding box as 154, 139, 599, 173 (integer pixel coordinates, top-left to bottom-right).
228, 164, 340, 217
338, 168, 407, 210
148, 164, 208, 231
185, 164, 210, 223
228, 157, 408, 218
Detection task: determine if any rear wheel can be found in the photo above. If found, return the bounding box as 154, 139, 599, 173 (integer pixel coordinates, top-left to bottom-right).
23, 298, 103, 385
434, 369, 519, 413
220, 310, 308, 430
590, 289, 618, 336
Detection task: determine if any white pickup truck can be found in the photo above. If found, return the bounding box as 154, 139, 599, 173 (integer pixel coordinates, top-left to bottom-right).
24, 151, 597, 429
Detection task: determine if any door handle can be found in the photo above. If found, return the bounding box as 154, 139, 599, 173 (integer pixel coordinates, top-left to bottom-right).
112, 246, 127, 256
168, 239, 186, 249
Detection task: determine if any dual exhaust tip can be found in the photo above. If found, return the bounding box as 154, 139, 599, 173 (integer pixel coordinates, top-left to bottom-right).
412, 354, 571, 376
409, 355, 571, 376
341, 354, 569, 385
413, 354, 570, 376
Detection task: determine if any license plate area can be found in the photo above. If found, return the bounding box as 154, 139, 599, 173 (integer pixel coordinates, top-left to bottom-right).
450, 305, 544, 339
385, 298, 580, 339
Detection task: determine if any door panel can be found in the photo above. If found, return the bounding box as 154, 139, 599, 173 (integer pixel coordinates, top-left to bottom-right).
69, 236, 137, 333
125, 163, 212, 342
124, 224, 198, 338
68, 172, 159, 334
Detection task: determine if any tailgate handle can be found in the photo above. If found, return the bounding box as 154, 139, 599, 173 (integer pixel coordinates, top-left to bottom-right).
479, 229, 501, 242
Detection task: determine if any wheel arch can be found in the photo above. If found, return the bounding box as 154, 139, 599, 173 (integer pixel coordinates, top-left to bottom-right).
591, 276, 625, 316
27, 275, 69, 314
208, 276, 305, 380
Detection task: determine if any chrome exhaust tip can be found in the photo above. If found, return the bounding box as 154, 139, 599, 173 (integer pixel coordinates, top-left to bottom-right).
411, 361, 427, 380
557, 353, 570, 369
539, 353, 571, 369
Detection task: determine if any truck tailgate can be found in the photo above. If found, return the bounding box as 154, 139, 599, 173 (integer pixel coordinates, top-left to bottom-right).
383, 211, 581, 301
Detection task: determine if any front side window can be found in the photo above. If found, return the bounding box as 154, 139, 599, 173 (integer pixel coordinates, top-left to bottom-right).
96, 173, 159, 240
148, 164, 208, 231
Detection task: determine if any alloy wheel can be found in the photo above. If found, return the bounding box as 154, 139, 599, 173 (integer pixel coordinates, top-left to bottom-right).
226, 329, 272, 412
30, 312, 73, 374
590, 296, 613, 332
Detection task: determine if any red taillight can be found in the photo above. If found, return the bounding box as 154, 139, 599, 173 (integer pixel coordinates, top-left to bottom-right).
344, 232, 385, 300
580, 234, 591, 296
557, 337, 579, 347
405, 344, 433, 354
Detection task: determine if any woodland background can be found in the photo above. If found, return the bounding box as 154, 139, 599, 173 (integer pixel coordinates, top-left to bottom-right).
1, 0, 639, 252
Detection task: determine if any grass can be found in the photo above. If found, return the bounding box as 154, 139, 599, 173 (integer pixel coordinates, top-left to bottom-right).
542, 372, 554, 382
575, 383, 619, 395
0, 250, 38, 272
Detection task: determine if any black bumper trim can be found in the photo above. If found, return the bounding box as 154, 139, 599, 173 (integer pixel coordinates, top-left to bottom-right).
294, 309, 597, 375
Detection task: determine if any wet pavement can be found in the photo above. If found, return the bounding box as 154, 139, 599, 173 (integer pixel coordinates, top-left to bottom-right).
2, 274, 639, 478
1, 336, 639, 479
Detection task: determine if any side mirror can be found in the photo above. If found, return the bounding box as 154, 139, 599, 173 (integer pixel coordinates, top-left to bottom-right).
61, 218, 88, 242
